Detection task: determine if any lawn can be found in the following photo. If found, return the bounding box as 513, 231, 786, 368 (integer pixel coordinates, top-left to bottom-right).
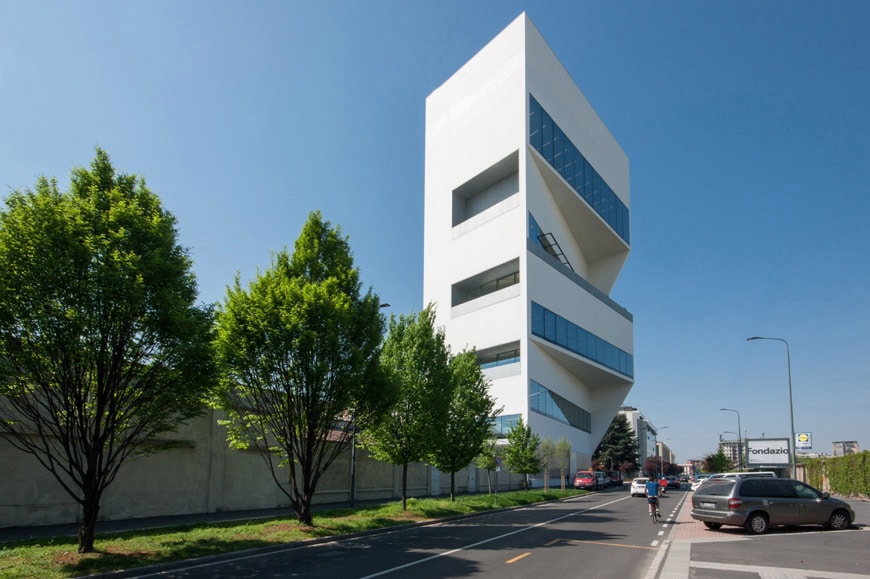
0, 489, 584, 578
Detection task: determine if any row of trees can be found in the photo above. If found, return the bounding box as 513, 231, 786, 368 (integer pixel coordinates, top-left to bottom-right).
0, 150, 502, 552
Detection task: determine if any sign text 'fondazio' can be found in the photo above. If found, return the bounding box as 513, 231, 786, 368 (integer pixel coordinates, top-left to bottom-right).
745, 438, 790, 466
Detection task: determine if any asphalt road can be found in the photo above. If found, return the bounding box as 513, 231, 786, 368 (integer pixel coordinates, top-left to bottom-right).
130, 486, 673, 578
122, 486, 868, 579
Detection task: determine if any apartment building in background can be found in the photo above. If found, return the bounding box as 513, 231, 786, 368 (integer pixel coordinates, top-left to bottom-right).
832, 441, 860, 456
424, 13, 634, 472
620, 406, 660, 466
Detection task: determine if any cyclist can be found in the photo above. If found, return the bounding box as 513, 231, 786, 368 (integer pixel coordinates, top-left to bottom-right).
645, 478, 661, 518
659, 475, 668, 495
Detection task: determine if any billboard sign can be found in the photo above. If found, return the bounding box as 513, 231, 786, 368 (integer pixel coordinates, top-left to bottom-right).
746, 438, 790, 466
795, 432, 812, 450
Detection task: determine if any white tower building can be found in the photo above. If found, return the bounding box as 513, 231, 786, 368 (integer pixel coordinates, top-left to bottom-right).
423, 13, 634, 471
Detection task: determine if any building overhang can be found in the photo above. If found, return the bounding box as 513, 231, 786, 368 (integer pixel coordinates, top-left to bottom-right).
530, 335, 633, 389
529, 147, 629, 272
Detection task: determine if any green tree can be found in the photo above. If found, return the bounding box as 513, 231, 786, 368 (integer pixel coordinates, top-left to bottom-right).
593, 414, 638, 473
0, 149, 215, 553
538, 437, 556, 491
476, 436, 501, 494
428, 349, 500, 501
213, 211, 392, 526
703, 450, 732, 473
359, 304, 451, 510
503, 416, 542, 489
556, 435, 572, 489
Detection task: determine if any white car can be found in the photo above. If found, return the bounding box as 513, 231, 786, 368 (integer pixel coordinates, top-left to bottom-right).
691, 474, 716, 491
629, 477, 649, 497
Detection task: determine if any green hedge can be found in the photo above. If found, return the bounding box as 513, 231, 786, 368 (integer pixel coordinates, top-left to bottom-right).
802, 451, 870, 498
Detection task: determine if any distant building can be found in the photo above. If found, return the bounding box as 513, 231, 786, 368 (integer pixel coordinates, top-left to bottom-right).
619, 406, 660, 466
719, 439, 741, 466
832, 441, 859, 456
656, 441, 675, 465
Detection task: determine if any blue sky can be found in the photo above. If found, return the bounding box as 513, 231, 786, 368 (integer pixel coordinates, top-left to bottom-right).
2, 1, 868, 464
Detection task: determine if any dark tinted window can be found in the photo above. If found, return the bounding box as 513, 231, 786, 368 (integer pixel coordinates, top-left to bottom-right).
740, 479, 765, 497
699, 481, 734, 497
765, 479, 798, 498
793, 482, 821, 499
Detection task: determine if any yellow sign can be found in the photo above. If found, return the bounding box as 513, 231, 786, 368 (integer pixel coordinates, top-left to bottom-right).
796, 432, 811, 449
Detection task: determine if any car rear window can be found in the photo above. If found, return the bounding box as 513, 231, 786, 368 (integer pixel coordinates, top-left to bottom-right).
697, 480, 734, 496
739, 479, 766, 497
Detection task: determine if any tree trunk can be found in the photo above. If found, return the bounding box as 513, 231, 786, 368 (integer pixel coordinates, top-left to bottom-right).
77, 497, 100, 553
298, 503, 313, 526
450, 471, 456, 502
401, 463, 408, 511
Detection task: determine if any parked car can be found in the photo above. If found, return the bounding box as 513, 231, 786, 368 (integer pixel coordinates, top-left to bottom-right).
629, 477, 649, 497
574, 470, 601, 491
691, 474, 717, 491
691, 477, 854, 534
712, 471, 777, 480
606, 471, 623, 486
594, 471, 608, 488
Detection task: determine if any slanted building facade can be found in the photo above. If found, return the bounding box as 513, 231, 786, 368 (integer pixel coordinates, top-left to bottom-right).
423, 13, 634, 472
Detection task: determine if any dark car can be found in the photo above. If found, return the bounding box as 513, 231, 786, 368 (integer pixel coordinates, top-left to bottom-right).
691, 477, 854, 534
573, 470, 600, 491
666, 476, 680, 489
606, 471, 623, 487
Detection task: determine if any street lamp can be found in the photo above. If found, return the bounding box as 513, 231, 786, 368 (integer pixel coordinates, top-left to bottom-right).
720, 408, 742, 471
654, 426, 669, 477
747, 336, 796, 477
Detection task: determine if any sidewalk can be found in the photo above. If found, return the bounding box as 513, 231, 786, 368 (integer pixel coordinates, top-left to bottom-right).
649, 489, 726, 578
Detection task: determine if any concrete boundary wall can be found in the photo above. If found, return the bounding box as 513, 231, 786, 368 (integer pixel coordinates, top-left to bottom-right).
0, 409, 525, 529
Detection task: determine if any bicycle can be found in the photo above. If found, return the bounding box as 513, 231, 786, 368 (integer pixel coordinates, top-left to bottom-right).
648, 496, 660, 524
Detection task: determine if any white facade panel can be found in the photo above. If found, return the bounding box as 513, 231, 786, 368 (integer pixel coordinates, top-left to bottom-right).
423, 13, 634, 474
524, 18, 629, 206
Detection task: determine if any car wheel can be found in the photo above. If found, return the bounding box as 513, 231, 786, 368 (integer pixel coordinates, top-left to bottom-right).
702, 521, 722, 530
744, 512, 769, 535
826, 509, 851, 530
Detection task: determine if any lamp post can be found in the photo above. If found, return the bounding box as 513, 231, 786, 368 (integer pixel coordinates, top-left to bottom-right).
720, 408, 742, 471
747, 336, 795, 477
654, 426, 669, 477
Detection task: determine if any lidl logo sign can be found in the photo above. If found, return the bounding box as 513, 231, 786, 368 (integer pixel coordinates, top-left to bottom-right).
796, 432, 812, 449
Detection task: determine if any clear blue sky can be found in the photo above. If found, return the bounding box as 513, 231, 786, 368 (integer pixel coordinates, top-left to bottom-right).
2, 1, 868, 464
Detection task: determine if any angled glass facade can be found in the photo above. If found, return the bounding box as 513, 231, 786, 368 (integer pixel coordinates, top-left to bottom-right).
529, 95, 630, 244
531, 301, 634, 378
530, 380, 592, 432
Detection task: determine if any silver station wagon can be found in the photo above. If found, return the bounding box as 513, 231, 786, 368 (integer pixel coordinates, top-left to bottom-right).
691, 477, 854, 534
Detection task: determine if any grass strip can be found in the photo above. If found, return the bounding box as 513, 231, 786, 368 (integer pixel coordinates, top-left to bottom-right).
0, 489, 585, 578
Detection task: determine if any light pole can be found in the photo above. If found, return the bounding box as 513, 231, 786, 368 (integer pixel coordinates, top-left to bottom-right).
654, 426, 669, 477
747, 336, 796, 477
720, 408, 742, 471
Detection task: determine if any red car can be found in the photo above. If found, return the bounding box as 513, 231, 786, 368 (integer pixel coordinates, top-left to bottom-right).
606, 471, 623, 486
573, 471, 601, 490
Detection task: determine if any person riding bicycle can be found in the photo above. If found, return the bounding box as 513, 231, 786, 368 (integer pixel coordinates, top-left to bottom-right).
645, 478, 661, 517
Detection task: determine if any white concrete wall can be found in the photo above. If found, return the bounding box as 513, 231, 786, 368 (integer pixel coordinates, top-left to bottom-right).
0, 409, 530, 528
423, 13, 634, 470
